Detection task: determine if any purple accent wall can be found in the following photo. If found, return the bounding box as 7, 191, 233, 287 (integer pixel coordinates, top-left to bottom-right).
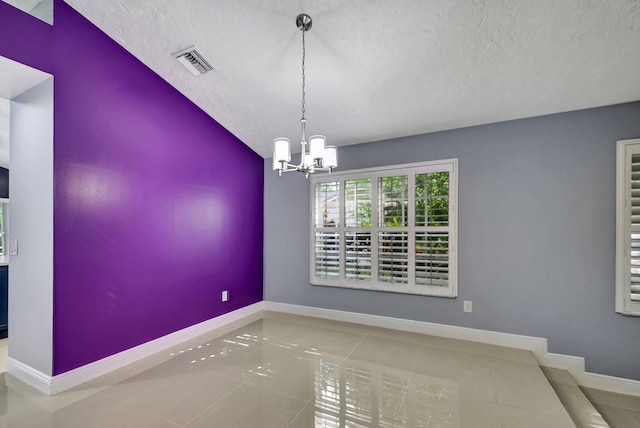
0, 1, 264, 374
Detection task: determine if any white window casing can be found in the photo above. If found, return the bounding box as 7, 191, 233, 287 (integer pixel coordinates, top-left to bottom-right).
310, 159, 458, 298
616, 138, 640, 316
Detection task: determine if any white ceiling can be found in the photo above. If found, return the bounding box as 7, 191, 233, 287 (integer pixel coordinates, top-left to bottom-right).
56, 1, 640, 157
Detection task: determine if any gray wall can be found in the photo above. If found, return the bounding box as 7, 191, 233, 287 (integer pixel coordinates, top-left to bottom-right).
9, 77, 54, 375
264, 101, 640, 381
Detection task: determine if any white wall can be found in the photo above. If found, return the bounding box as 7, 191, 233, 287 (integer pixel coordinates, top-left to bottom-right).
8, 77, 53, 375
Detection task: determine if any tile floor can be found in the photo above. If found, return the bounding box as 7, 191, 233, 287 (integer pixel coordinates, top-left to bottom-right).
542, 366, 609, 428
0, 312, 599, 427
581, 386, 640, 428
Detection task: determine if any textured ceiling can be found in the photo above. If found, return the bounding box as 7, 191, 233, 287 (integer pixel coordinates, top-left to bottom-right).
64, 0, 640, 158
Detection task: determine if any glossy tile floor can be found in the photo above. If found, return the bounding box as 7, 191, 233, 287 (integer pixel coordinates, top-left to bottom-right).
0, 313, 582, 427
582, 386, 640, 428
543, 366, 610, 428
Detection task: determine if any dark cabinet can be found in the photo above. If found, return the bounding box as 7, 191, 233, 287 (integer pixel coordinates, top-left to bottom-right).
0, 266, 7, 338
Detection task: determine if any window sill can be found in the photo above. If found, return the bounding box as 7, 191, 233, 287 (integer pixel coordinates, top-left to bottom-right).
311, 279, 457, 298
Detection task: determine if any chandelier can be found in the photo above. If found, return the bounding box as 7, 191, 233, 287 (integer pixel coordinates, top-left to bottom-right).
272, 14, 337, 178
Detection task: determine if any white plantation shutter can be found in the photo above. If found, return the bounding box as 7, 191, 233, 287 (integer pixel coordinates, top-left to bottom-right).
378, 232, 408, 283
345, 232, 372, 280
344, 179, 373, 283
378, 175, 408, 227
415, 232, 449, 286
415, 172, 449, 227
630, 155, 640, 303
315, 182, 340, 228
345, 179, 372, 227
415, 171, 450, 288
314, 232, 340, 279
378, 175, 409, 284
617, 139, 640, 316
311, 159, 457, 297
313, 181, 341, 280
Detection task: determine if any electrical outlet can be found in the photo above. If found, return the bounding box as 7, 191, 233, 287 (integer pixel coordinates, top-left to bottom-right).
463, 300, 472, 313
222, 290, 229, 302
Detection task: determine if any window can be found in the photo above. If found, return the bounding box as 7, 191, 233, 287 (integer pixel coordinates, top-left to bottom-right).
616, 139, 640, 316
311, 159, 458, 297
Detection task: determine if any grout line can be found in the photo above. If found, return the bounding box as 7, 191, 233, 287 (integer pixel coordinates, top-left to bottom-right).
5, 312, 587, 426
179, 375, 251, 427
141, 410, 182, 428
286, 400, 312, 428
339, 331, 367, 364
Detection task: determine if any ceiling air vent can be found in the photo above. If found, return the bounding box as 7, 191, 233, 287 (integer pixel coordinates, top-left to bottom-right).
173, 46, 215, 76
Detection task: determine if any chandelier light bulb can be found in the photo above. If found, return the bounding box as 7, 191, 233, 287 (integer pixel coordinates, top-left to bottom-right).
324, 146, 338, 169
309, 135, 326, 161
273, 138, 291, 163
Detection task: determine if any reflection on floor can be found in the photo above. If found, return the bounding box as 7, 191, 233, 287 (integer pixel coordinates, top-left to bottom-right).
0, 312, 634, 427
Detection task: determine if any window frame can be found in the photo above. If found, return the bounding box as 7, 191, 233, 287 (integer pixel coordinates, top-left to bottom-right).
616, 138, 640, 316
310, 158, 458, 298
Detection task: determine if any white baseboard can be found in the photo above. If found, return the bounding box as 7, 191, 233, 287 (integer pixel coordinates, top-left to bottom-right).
263, 301, 640, 397
264, 301, 549, 353
8, 300, 640, 398
578, 372, 640, 397
5, 357, 52, 394
6, 302, 264, 395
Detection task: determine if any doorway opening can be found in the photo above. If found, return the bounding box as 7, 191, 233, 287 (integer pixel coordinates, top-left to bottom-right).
0, 54, 52, 374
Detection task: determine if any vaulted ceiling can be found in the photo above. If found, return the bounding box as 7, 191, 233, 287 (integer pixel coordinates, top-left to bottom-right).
10, 1, 640, 159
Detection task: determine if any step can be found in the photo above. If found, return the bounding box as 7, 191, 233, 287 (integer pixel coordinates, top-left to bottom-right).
581, 385, 640, 428
542, 366, 610, 428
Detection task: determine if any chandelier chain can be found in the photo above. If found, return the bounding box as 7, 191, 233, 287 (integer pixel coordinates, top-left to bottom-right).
301, 25, 306, 120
